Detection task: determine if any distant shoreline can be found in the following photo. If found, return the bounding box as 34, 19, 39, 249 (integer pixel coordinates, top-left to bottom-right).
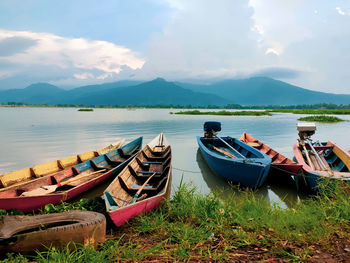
2, 104, 350, 117
2, 103, 350, 111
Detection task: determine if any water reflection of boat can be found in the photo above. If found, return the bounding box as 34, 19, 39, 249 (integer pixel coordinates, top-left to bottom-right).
196, 149, 300, 208
266, 170, 300, 208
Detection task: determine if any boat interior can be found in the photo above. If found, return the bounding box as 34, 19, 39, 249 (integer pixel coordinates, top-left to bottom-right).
0, 140, 124, 189
105, 144, 171, 210
201, 137, 260, 159
240, 133, 294, 165
300, 143, 350, 173
0, 145, 140, 198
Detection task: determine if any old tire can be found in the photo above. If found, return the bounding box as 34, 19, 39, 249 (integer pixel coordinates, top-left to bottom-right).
0, 210, 106, 253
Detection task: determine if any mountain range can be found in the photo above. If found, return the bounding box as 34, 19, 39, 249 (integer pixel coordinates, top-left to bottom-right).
1, 77, 349, 106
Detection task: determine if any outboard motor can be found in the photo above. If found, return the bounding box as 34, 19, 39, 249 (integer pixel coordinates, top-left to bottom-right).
203, 121, 221, 138
297, 122, 316, 141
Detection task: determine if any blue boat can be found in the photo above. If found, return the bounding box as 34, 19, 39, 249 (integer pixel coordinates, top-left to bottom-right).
197, 122, 271, 188
293, 123, 350, 193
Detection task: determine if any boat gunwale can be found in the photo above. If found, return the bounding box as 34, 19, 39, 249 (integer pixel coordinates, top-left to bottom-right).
196, 136, 271, 165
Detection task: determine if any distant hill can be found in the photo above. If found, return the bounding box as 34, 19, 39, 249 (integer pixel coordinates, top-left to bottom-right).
177, 77, 350, 105
0, 83, 65, 104
64, 78, 230, 106
0, 78, 229, 106
0, 77, 349, 106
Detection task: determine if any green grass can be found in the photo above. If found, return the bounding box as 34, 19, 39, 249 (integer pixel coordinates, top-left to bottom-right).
173, 110, 272, 116
2, 181, 350, 262
270, 109, 350, 115
78, 108, 94, 112
298, 115, 345, 123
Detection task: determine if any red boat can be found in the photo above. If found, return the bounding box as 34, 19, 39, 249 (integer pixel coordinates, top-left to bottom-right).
0, 137, 142, 213
104, 133, 172, 227
240, 132, 302, 175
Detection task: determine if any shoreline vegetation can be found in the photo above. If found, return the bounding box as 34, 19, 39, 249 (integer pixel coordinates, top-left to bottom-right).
2, 102, 350, 111
1, 182, 350, 262
171, 110, 272, 116
271, 109, 350, 115
298, 115, 345, 123
78, 108, 94, 112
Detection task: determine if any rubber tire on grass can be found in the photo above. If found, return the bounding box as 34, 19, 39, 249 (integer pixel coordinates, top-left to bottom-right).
0, 210, 106, 253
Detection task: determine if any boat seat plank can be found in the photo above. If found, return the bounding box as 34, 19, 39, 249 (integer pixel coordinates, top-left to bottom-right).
144, 161, 163, 165
90, 157, 110, 170
137, 171, 162, 175
74, 161, 93, 173
247, 142, 261, 147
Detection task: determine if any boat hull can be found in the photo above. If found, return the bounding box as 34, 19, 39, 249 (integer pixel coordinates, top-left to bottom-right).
0, 137, 142, 212
109, 168, 172, 227
105, 133, 172, 227
197, 136, 271, 188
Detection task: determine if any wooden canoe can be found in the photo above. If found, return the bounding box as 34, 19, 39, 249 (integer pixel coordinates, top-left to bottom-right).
104, 133, 172, 227
0, 211, 106, 253
240, 132, 302, 175
293, 141, 350, 192
0, 139, 125, 189
0, 137, 142, 212
197, 135, 271, 188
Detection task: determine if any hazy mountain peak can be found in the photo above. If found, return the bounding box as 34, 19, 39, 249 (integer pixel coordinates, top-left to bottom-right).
25, 83, 61, 92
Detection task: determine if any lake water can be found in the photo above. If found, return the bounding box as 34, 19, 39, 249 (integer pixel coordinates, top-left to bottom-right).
1, 107, 350, 208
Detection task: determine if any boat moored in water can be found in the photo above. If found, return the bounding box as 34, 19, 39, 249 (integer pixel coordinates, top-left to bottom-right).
104, 133, 172, 227
293, 123, 350, 192
240, 132, 302, 176
0, 137, 142, 212
197, 122, 271, 188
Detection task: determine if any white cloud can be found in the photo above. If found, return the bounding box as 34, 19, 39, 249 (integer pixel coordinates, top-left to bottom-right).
336, 7, 349, 16
0, 29, 145, 85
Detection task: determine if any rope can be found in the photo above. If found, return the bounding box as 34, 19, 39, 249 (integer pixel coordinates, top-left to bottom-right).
173, 167, 202, 174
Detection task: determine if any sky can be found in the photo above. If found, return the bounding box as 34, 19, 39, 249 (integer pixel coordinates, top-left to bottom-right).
0, 0, 349, 93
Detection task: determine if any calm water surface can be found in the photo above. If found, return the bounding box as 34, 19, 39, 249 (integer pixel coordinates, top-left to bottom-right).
1, 107, 350, 208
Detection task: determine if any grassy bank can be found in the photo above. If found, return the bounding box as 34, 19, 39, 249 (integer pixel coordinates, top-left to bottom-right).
270, 109, 350, 115
298, 115, 345, 123
2, 181, 350, 262
171, 110, 272, 116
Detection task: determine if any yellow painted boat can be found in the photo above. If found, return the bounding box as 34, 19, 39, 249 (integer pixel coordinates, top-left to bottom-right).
0, 139, 125, 190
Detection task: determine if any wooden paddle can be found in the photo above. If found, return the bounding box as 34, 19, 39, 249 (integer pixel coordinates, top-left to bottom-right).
129, 172, 156, 204
306, 139, 331, 171
215, 136, 246, 159
214, 146, 237, 158
302, 144, 315, 170
21, 169, 107, 196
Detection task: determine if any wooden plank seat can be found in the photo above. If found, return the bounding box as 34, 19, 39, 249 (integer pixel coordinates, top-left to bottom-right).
146, 144, 171, 157
117, 148, 131, 159
127, 165, 169, 181
117, 175, 168, 196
